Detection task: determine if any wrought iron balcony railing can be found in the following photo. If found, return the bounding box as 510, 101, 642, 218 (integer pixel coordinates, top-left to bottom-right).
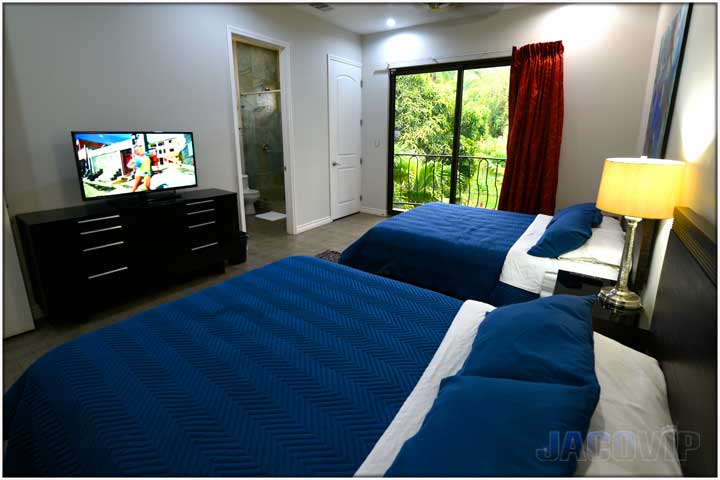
392, 153, 506, 211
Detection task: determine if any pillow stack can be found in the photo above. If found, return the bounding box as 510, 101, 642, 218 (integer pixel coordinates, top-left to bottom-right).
386, 295, 601, 477
528, 202, 603, 258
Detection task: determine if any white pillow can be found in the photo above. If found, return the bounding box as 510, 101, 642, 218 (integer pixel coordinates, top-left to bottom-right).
559, 227, 624, 267
597, 215, 623, 233
576, 333, 681, 476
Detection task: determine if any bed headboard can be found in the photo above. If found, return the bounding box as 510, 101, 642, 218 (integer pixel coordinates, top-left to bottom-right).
650, 207, 717, 476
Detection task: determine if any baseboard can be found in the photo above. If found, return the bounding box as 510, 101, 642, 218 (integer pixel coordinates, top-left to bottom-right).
359, 206, 388, 216
295, 216, 332, 234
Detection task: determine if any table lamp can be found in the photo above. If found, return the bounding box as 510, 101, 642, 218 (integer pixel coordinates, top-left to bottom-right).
595, 156, 685, 309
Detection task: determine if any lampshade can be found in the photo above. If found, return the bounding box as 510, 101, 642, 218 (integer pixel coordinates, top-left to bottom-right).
596, 157, 685, 219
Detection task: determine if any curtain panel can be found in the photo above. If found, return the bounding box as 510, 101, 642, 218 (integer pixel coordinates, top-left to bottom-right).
498, 41, 564, 215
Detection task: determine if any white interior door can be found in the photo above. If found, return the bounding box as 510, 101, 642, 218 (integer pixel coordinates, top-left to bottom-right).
328, 56, 362, 220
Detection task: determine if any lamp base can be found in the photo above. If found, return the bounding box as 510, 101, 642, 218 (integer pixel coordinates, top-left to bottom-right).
598, 286, 643, 310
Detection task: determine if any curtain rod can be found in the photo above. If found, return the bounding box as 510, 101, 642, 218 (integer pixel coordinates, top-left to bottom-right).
374, 48, 512, 72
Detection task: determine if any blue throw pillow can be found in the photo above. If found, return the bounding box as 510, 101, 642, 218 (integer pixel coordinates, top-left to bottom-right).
550, 202, 603, 228
528, 207, 596, 258
460, 295, 597, 387
593, 210, 603, 227
385, 375, 600, 477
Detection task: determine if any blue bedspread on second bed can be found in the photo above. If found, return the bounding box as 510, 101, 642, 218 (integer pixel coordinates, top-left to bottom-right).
4, 256, 461, 477
340, 203, 535, 303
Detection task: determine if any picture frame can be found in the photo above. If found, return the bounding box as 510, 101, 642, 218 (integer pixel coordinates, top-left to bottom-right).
642, 4, 693, 159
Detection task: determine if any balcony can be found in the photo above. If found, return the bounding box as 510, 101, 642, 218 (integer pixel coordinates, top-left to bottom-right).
392, 153, 506, 211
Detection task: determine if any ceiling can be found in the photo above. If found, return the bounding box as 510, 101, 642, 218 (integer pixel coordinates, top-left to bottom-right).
295, 3, 513, 35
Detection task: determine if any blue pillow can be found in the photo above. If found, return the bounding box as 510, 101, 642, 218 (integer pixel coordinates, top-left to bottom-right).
593, 210, 603, 227
528, 207, 595, 258
460, 295, 597, 387
550, 202, 603, 228
385, 375, 600, 477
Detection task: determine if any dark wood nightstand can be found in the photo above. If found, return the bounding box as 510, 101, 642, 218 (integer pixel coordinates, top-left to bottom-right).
553, 270, 651, 353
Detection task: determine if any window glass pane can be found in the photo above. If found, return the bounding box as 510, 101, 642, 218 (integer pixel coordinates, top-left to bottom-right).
392, 70, 457, 210
457, 66, 510, 209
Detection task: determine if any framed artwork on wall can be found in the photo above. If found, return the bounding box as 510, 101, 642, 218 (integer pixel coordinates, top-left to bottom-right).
642, 4, 693, 158
635, 4, 692, 293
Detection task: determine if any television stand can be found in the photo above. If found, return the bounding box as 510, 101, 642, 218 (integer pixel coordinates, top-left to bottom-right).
15, 188, 248, 323
105, 190, 180, 208
146, 189, 179, 203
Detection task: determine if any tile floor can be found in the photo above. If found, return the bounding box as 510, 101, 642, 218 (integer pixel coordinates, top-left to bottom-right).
3, 212, 384, 390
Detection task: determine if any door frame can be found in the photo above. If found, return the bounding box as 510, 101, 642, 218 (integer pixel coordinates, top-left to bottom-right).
226, 25, 297, 234
327, 54, 363, 220
386, 56, 512, 214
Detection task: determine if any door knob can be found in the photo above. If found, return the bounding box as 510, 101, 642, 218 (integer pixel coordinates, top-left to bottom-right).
332, 162, 340, 166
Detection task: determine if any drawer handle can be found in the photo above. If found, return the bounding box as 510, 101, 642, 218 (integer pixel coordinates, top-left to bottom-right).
80, 225, 123, 235
83, 241, 125, 252
88, 266, 128, 280
186, 199, 215, 207
188, 221, 216, 229
191, 242, 219, 252
186, 208, 215, 216
77, 214, 120, 224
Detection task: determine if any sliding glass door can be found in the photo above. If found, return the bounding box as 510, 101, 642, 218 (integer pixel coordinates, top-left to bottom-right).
392, 70, 457, 206
388, 58, 511, 213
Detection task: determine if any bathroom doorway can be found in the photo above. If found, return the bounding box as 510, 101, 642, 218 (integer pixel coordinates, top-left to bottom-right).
229, 29, 294, 236
234, 40, 286, 234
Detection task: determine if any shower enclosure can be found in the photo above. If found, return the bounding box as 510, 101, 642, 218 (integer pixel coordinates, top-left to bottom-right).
235, 41, 286, 216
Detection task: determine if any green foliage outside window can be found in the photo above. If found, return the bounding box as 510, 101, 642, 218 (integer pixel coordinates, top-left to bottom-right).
393, 67, 509, 210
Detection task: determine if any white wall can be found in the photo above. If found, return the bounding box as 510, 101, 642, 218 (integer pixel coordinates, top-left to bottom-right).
360, 4, 660, 213
4, 4, 361, 228
665, 4, 717, 226
638, 3, 717, 319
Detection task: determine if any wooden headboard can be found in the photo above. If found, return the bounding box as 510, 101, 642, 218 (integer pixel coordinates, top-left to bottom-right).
651, 207, 717, 476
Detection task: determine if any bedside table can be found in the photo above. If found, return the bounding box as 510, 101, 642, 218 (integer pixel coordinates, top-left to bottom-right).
553, 270, 650, 353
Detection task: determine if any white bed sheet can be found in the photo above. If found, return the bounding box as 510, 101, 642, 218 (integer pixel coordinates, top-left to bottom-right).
357, 302, 681, 477
576, 334, 681, 476
355, 300, 494, 477
539, 271, 560, 297
499, 214, 620, 294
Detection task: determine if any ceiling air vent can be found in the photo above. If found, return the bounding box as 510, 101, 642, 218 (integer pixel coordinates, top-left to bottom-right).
310, 3, 334, 12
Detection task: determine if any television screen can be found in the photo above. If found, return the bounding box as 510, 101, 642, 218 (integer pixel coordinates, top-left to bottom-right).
72, 131, 198, 200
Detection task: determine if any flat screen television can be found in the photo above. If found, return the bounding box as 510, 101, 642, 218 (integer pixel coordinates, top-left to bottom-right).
72, 131, 198, 200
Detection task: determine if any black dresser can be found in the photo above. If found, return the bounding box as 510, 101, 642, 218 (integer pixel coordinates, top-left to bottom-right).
16, 189, 247, 322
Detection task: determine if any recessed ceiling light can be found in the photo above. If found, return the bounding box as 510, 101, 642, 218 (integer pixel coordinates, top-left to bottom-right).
386, 18, 396, 27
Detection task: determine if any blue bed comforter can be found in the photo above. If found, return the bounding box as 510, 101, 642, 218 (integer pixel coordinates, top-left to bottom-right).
4, 256, 461, 477
340, 203, 535, 303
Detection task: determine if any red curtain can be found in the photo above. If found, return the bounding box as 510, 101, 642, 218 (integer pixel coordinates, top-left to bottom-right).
498, 41, 564, 215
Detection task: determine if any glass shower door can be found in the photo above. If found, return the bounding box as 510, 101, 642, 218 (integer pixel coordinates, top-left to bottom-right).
235, 40, 285, 216
239, 91, 285, 214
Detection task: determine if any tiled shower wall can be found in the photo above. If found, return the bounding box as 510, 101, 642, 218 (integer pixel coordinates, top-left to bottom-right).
236, 42, 285, 213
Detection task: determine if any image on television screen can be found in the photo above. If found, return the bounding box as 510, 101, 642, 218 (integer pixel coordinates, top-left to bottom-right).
73, 132, 197, 199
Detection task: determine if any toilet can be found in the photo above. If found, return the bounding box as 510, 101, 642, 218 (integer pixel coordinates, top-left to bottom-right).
242, 174, 261, 215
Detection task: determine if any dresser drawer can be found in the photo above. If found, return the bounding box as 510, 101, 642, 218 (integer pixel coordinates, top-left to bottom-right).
187, 221, 219, 248
185, 199, 216, 210
83, 265, 132, 311
85, 265, 130, 283
78, 224, 125, 249
81, 241, 129, 277
178, 240, 224, 275
76, 214, 123, 231
185, 207, 216, 225
188, 240, 221, 256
